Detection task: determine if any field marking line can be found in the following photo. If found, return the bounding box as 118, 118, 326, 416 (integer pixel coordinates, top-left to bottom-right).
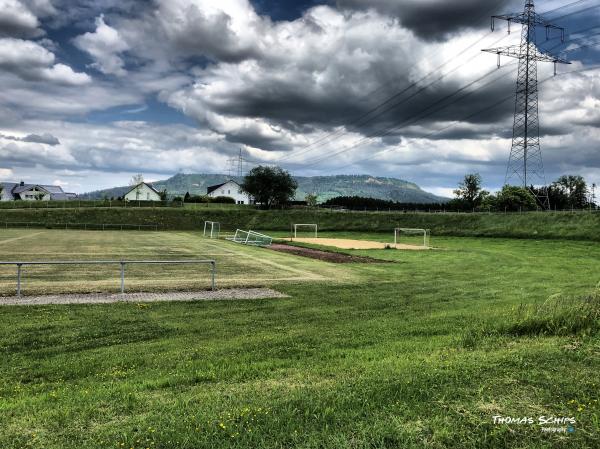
0, 231, 46, 246
198, 239, 326, 280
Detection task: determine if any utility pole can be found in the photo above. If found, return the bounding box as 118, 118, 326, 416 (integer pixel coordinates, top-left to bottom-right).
483, 0, 570, 210
238, 148, 244, 179
226, 148, 253, 180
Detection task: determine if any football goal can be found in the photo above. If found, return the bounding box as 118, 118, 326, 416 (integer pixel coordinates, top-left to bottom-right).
203, 221, 221, 239
394, 228, 430, 248
226, 229, 273, 247
293, 223, 318, 239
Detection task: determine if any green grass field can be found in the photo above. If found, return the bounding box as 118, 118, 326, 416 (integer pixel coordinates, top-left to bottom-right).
0, 230, 350, 295
0, 229, 598, 448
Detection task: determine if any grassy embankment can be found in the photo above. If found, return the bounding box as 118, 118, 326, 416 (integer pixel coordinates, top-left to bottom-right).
1, 207, 600, 240
0, 230, 599, 448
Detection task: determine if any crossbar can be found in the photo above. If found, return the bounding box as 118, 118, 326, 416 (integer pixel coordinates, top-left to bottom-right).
394, 228, 430, 247
0, 260, 217, 297
293, 223, 318, 238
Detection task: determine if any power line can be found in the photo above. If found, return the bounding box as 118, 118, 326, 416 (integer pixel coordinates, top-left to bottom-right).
273, 1, 597, 166
285, 35, 599, 170
277, 32, 513, 165
300, 64, 517, 168
324, 64, 600, 173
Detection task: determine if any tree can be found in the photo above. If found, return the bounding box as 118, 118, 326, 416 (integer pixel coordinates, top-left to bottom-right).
184, 191, 191, 202
129, 174, 144, 186
453, 173, 488, 209
159, 189, 168, 201
552, 175, 588, 209
305, 193, 318, 207
242, 166, 298, 208
494, 185, 537, 212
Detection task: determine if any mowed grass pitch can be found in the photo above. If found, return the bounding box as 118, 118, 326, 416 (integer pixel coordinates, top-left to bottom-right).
0, 230, 599, 448
0, 230, 351, 295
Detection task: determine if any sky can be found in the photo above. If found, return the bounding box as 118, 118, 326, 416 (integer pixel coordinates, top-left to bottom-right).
0, 0, 599, 197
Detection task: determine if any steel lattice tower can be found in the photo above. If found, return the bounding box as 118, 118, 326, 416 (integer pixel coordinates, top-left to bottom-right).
483, 0, 569, 209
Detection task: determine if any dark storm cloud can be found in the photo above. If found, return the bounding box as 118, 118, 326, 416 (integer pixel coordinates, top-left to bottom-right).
200, 61, 518, 148
336, 0, 521, 40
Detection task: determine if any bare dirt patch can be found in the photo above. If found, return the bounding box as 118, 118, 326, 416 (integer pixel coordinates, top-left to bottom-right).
270, 244, 388, 264
291, 238, 429, 250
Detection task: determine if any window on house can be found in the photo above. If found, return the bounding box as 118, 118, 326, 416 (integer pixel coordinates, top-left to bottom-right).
228, 190, 230, 194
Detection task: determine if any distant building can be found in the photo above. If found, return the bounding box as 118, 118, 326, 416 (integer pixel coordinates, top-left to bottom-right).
207, 180, 253, 204
124, 182, 162, 201
0, 181, 75, 201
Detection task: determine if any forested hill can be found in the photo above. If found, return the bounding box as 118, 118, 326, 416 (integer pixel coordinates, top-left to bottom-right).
82, 173, 448, 203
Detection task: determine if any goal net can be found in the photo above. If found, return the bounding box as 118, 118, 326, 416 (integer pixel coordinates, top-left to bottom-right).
203, 221, 221, 239
227, 229, 273, 247
394, 228, 430, 248
293, 223, 318, 239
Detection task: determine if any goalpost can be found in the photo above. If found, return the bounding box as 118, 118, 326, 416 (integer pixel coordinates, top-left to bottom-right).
203, 221, 221, 239
293, 223, 318, 239
394, 228, 430, 248
227, 229, 273, 247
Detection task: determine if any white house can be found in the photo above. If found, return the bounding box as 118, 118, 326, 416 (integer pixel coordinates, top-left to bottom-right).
124, 182, 162, 201
207, 180, 253, 204
0, 181, 74, 201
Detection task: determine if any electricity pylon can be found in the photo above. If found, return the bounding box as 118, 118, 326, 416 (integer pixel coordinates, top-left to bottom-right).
482, 0, 570, 209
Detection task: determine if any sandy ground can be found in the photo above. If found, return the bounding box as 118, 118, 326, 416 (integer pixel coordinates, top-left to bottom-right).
291, 238, 429, 250
0, 288, 287, 306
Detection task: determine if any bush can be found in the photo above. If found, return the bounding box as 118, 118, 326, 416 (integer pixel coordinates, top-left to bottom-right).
321, 196, 449, 211
212, 196, 236, 204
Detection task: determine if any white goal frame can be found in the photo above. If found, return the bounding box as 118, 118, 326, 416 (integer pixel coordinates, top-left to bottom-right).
227, 229, 273, 247
293, 223, 318, 238
394, 228, 430, 248
203, 221, 221, 239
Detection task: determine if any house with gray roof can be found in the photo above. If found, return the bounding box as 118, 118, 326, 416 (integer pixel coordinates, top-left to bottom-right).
0, 181, 75, 201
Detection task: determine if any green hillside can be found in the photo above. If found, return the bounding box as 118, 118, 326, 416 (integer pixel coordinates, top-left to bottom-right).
82, 173, 447, 203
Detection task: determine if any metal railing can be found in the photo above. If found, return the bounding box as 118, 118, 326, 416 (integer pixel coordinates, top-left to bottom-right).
0, 260, 216, 297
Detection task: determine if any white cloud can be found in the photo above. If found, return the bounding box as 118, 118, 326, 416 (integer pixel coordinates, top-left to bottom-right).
0, 0, 43, 37
0, 119, 233, 191
74, 14, 129, 76
2, 0, 599, 193
0, 37, 91, 85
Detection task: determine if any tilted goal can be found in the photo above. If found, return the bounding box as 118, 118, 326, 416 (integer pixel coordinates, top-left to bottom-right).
293, 223, 318, 238
203, 221, 221, 239
226, 229, 273, 247
394, 228, 430, 248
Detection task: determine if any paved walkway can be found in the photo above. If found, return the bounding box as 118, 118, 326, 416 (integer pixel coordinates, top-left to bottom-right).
0, 288, 287, 306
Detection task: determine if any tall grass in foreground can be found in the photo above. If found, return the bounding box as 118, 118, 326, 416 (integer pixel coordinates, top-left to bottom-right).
504, 290, 600, 337
462, 290, 600, 349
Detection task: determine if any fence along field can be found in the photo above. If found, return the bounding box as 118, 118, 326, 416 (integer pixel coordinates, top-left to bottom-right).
2, 207, 600, 240
0, 229, 348, 296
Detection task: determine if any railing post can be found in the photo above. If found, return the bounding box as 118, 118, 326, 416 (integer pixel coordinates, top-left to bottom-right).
120, 261, 125, 294
17, 263, 22, 297
211, 261, 216, 290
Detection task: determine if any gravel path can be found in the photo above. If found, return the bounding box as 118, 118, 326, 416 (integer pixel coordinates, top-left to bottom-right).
0, 288, 287, 306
